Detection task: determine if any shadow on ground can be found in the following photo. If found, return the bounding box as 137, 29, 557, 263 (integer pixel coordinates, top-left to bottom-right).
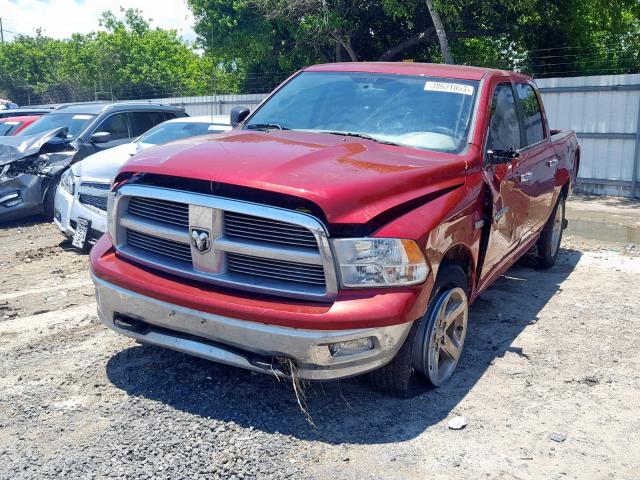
106, 248, 581, 445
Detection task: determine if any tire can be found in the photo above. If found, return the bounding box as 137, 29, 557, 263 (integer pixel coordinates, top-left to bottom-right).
368, 264, 469, 397
42, 178, 59, 221
536, 193, 565, 269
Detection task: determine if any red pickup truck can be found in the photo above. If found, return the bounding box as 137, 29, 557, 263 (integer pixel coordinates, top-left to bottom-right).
90, 63, 579, 396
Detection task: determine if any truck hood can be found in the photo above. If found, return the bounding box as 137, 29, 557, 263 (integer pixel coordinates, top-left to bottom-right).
120, 130, 467, 225
72, 142, 149, 181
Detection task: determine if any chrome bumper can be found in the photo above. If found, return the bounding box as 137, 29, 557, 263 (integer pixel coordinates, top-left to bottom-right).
93, 275, 412, 380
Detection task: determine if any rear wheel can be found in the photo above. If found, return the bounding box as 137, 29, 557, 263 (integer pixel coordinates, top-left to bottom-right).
536, 193, 565, 269
368, 264, 469, 397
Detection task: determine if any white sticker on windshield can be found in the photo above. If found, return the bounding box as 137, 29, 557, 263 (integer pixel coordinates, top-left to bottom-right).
72, 114, 93, 120
424, 81, 474, 96
208, 125, 225, 131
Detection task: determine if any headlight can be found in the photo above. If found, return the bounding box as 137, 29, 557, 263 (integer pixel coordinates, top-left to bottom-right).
59, 169, 76, 195
107, 192, 117, 241
332, 238, 429, 287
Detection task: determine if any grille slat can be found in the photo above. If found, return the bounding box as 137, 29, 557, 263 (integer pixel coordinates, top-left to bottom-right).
79, 193, 107, 211
225, 211, 317, 247
224, 228, 318, 247
227, 255, 325, 278
128, 197, 189, 228
225, 220, 319, 239
80, 182, 111, 190
227, 253, 326, 285
127, 229, 192, 263
128, 204, 190, 225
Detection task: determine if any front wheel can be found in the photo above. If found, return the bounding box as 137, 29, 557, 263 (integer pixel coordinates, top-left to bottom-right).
368, 264, 469, 397
536, 194, 565, 269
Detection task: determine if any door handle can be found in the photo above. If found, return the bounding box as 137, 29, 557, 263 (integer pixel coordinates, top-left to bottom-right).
520, 171, 534, 183
547, 158, 559, 167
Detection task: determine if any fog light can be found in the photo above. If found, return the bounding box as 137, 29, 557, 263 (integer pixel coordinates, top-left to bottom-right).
54, 210, 62, 222
0, 192, 21, 208
328, 337, 374, 357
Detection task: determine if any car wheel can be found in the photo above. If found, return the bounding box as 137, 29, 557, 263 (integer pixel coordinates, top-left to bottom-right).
368, 264, 469, 397
536, 193, 565, 269
42, 177, 60, 221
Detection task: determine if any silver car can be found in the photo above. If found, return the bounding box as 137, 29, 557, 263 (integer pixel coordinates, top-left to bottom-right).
54, 115, 231, 249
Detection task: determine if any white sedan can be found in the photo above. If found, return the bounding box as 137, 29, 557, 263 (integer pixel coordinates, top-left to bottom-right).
54, 115, 231, 249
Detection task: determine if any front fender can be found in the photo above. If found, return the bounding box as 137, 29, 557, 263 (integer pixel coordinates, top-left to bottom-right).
373, 178, 484, 284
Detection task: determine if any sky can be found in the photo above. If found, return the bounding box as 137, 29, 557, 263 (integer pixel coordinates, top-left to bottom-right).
0, 0, 197, 42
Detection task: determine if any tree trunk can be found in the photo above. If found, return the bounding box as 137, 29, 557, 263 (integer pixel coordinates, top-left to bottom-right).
378, 27, 435, 61
425, 0, 454, 64
331, 30, 358, 62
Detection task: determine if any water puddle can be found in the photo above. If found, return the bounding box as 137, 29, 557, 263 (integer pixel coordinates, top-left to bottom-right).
566, 218, 640, 245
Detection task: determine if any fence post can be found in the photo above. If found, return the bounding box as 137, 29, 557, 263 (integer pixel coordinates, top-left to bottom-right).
633, 96, 640, 199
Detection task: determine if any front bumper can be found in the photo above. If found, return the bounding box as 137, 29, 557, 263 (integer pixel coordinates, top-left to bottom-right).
0, 174, 44, 222
93, 274, 413, 380
53, 183, 107, 243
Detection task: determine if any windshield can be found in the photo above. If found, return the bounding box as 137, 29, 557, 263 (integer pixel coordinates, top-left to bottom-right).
245, 72, 479, 153
17, 113, 96, 139
138, 121, 229, 145
0, 121, 21, 136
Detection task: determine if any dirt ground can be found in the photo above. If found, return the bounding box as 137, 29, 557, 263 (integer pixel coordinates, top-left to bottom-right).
1, 194, 639, 480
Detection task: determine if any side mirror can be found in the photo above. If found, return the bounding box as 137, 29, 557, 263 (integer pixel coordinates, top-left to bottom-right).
487, 147, 520, 165
230, 106, 250, 128
89, 131, 112, 144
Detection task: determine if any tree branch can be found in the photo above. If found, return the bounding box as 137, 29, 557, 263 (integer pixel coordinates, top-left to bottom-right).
378, 27, 435, 61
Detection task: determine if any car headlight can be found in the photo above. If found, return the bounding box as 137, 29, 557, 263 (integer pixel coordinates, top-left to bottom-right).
332, 238, 429, 287
59, 169, 76, 195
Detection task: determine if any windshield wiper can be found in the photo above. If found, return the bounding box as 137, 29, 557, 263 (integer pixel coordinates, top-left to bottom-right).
245, 123, 290, 131
324, 131, 401, 146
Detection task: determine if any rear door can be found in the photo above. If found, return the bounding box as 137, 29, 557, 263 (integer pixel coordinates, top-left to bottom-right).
513, 82, 556, 236
479, 81, 529, 281
129, 111, 174, 137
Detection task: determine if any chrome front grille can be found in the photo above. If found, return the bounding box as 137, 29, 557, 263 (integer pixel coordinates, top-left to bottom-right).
79, 193, 107, 211
110, 185, 337, 301
128, 197, 189, 228
225, 211, 318, 248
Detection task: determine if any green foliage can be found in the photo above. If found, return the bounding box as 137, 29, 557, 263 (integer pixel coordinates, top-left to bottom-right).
0, 8, 233, 104
187, 0, 639, 79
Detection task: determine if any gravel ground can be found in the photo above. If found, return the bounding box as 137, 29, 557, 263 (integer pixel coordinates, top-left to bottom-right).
1, 195, 639, 480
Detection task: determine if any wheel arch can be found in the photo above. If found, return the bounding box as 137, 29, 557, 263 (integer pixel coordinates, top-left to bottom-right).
437, 243, 475, 296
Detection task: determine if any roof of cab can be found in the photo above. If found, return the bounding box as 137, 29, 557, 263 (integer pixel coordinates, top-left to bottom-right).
305, 62, 528, 81
52, 102, 184, 115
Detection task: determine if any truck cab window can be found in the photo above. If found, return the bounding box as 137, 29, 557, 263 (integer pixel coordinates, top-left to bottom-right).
515, 83, 545, 146
487, 83, 521, 152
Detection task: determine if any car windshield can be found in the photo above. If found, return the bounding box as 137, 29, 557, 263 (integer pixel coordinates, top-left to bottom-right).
245, 71, 479, 153
17, 113, 96, 139
0, 121, 21, 136
138, 121, 228, 145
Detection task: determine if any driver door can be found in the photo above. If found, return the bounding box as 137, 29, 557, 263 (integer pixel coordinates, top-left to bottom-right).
77, 112, 132, 161
479, 81, 529, 283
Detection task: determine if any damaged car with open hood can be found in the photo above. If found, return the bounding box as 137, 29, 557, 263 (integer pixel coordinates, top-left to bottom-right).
0, 102, 186, 222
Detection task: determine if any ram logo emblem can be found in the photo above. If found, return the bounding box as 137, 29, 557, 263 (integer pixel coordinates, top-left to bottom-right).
190, 228, 211, 254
